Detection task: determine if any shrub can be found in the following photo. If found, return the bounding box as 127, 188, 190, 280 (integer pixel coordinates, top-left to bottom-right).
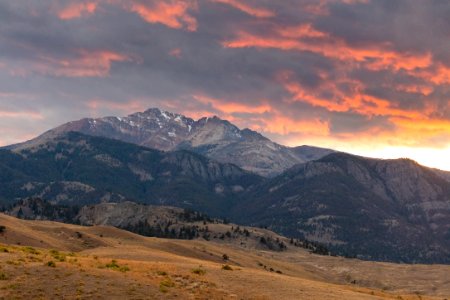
191, 267, 206, 275
222, 265, 233, 271
160, 278, 175, 288
156, 271, 168, 276
222, 254, 229, 261
23, 246, 40, 255
47, 261, 56, 267
119, 266, 130, 272
0, 225, 5, 233
106, 260, 119, 269
50, 250, 66, 262
0, 272, 8, 280
105, 260, 129, 272
159, 278, 175, 293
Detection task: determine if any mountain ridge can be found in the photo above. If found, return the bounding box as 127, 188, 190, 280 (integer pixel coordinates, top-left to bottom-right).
0, 131, 262, 215
233, 152, 450, 263
7, 108, 335, 177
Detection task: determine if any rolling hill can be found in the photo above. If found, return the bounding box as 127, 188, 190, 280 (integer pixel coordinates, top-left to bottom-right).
1, 214, 449, 299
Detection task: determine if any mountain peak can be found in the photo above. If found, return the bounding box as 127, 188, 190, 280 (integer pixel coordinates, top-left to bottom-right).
8, 107, 334, 177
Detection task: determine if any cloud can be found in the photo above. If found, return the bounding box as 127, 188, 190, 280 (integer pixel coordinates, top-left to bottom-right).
1, 49, 134, 78
57, 2, 98, 20
0, 110, 43, 120
0, 0, 450, 170
211, 0, 274, 18
128, 0, 198, 31
222, 27, 433, 72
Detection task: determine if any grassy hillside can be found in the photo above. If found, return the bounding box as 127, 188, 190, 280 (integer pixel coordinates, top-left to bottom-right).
0, 214, 449, 299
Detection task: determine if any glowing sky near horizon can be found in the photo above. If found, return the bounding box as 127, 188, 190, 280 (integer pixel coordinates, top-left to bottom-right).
0, 0, 449, 170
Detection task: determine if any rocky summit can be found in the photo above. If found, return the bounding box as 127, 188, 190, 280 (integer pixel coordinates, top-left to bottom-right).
9, 108, 334, 177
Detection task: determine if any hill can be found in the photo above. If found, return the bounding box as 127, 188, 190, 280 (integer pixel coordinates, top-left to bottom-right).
234, 152, 450, 263
1, 214, 449, 299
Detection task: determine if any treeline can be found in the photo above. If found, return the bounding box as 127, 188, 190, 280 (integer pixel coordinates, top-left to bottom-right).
289, 238, 330, 255
122, 220, 208, 240
2, 197, 80, 223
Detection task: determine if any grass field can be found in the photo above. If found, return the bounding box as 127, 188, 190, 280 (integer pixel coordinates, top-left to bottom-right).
0, 213, 449, 299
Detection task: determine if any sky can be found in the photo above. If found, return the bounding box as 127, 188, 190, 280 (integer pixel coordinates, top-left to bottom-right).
0, 0, 449, 170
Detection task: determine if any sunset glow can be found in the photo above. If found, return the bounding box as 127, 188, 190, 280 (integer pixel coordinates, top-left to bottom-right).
1, 0, 449, 170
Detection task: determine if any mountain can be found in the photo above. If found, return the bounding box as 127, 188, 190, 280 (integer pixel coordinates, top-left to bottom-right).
3, 124, 450, 264
8, 108, 334, 177
434, 169, 450, 182
0, 131, 261, 215
233, 152, 450, 263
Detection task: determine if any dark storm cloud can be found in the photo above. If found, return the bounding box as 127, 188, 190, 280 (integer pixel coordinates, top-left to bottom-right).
0, 0, 449, 152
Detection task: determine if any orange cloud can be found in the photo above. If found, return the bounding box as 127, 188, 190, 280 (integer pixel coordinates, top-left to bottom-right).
301, 0, 368, 16
189, 94, 329, 137
410, 63, 450, 85
277, 70, 427, 121
223, 28, 433, 72
276, 70, 450, 151
277, 23, 327, 39
256, 115, 329, 136
193, 95, 271, 114
130, 1, 198, 31
302, 1, 330, 16
56, 0, 199, 31
34, 50, 132, 77
0, 110, 43, 120
212, 0, 274, 18
58, 2, 97, 20
394, 83, 434, 96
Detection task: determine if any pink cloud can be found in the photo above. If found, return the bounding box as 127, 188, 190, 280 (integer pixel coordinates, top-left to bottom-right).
169, 48, 182, 58
33, 50, 133, 77
212, 0, 274, 18
0, 110, 44, 120
58, 1, 98, 20
129, 0, 198, 31
222, 20, 434, 73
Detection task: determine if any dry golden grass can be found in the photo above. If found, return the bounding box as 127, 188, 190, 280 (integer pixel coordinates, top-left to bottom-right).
0, 213, 449, 299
